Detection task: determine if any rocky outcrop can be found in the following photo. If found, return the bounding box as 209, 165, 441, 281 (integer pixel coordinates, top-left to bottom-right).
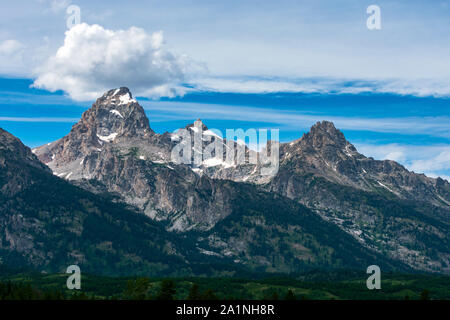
0, 128, 51, 197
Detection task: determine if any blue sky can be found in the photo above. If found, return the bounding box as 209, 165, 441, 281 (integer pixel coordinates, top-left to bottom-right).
0, 1, 449, 180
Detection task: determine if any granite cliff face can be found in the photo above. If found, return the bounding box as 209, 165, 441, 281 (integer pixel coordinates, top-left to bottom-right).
30, 88, 449, 273
274, 121, 450, 207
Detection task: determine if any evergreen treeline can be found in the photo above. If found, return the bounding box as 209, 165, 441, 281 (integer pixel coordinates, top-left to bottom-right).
1, 272, 448, 300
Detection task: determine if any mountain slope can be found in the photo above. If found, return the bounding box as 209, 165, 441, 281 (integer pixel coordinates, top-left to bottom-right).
195, 181, 409, 273
1, 127, 412, 275
31, 88, 449, 274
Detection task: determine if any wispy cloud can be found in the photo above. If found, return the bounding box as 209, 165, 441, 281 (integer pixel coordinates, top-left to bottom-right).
189, 76, 450, 98
0, 39, 26, 75
0, 91, 84, 106
0, 116, 78, 122
0, 39, 24, 55
37, 0, 70, 13
3, 0, 450, 97
356, 143, 450, 182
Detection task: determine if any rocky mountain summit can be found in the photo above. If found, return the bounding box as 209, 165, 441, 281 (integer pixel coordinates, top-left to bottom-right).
34, 88, 169, 180
33, 90, 275, 230
277, 121, 450, 207
34, 89, 240, 231
28, 87, 449, 274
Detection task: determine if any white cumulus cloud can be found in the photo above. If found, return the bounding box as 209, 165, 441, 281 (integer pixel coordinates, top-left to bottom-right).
33, 23, 195, 101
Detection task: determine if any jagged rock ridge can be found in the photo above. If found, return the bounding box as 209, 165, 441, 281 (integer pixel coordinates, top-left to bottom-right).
31, 88, 450, 273
277, 121, 450, 207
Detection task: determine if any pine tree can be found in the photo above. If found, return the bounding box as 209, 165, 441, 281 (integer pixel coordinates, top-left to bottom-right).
187, 283, 201, 300
420, 289, 430, 300
156, 280, 176, 300
201, 289, 218, 300
123, 278, 150, 300
284, 289, 296, 300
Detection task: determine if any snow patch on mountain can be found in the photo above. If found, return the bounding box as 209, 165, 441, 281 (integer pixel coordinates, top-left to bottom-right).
97, 133, 118, 143
119, 93, 137, 105
203, 157, 234, 168
110, 109, 124, 118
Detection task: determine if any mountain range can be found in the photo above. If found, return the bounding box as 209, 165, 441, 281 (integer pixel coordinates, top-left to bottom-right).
0, 87, 448, 276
